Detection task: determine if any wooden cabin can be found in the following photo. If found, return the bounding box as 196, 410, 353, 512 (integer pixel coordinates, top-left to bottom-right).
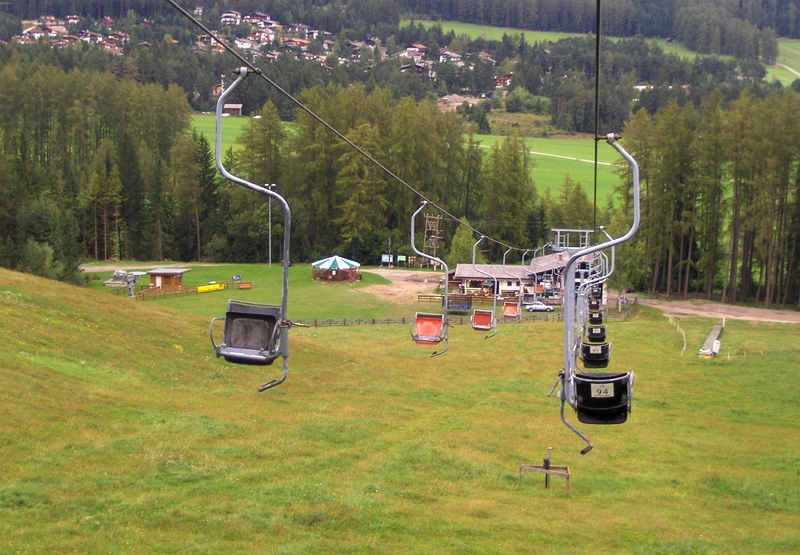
147, 268, 191, 291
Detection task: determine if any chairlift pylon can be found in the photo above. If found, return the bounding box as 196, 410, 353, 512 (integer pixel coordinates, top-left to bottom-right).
209, 68, 293, 392
409, 202, 449, 356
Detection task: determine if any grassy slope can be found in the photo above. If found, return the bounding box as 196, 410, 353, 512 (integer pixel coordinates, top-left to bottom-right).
2, 268, 800, 553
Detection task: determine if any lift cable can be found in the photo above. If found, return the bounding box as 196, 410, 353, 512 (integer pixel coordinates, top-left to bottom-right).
165, 0, 532, 253
592, 0, 602, 236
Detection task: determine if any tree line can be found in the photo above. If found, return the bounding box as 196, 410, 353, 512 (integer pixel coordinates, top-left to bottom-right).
610, 90, 800, 308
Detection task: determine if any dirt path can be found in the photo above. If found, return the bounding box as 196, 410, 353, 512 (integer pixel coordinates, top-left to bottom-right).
365, 269, 800, 324
637, 297, 800, 324
361, 268, 443, 303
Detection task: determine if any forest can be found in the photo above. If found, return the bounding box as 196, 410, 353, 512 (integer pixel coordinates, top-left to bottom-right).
0, 1, 799, 306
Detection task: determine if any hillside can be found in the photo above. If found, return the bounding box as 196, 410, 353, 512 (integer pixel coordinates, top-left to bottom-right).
2, 268, 800, 553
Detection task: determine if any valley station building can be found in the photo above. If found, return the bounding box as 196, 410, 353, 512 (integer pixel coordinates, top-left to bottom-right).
450, 251, 597, 297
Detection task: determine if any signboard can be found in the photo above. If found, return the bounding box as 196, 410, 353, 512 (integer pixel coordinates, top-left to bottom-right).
198, 283, 225, 293
380, 254, 394, 265
232, 274, 242, 281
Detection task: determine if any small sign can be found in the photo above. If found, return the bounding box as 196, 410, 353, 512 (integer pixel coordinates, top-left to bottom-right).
232, 275, 242, 281
381, 254, 394, 264
591, 383, 614, 398
397, 255, 406, 262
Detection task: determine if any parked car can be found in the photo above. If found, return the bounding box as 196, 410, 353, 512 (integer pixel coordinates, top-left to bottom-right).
524, 300, 554, 312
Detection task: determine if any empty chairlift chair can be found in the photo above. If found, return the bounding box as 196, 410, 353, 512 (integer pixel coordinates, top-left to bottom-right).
211, 300, 282, 365
573, 372, 634, 424
409, 202, 449, 356
503, 301, 521, 320
580, 339, 611, 369
471, 236, 498, 338
209, 67, 292, 392
412, 313, 447, 346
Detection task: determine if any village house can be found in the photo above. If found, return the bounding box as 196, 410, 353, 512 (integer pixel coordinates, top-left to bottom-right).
220, 10, 242, 26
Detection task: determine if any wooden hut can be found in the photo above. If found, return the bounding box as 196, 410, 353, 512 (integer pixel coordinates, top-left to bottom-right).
146, 268, 191, 290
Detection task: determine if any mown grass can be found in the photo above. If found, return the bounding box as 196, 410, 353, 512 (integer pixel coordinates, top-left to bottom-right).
474, 134, 622, 205
2, 268, 800, 553
191, 114, 249, 154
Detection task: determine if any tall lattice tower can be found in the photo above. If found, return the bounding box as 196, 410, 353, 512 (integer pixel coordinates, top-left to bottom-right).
423, 214, 444, 267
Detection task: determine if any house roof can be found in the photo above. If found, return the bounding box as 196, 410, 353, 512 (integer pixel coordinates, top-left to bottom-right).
147, 268, 191, 276
454, 264, 530, 280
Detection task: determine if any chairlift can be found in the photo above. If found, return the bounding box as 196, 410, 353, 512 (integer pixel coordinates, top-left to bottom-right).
501, 247, 523, 322
573, 372, 633, 425
209, 68, 292, 392
585, 324, 607, 342
471, 236, 497, 338
555, 135, 640, 454
409, 202, 449, 356
579, 340, 611, 369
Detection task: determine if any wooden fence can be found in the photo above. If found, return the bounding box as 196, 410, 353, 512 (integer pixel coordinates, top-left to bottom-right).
137, 281, 251, 301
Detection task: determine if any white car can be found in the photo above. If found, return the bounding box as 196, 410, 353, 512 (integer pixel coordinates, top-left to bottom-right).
524, 300, 553, 312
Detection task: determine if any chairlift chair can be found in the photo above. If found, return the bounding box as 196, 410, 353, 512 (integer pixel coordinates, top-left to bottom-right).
585, 324, 607, 342
409, 202, 449, 356
501, 247, 523, 323
588, 310, 604, 325
210, 67, 292, 392
471, 236, 498, 338
573, 372, 634, 425
579, 340, 611, 369
411, 312, 447, 345
588, 297, 602, 311
503, 301, 521, 320
211, 300, 282, 365
471, 309, 496, 331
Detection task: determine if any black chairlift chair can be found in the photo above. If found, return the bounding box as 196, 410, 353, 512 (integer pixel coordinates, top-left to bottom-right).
409, 202, 449, 357
573, 372, 634, 425
589, 284, 603, 299
211, 300, 282, 366
585, 324, 607, 342
588, 297, 602, 311
588, 310, 604, 326
209, 67, 292, 392
579, 340, 611, 369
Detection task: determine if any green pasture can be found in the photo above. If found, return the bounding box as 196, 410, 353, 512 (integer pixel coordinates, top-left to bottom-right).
2, 268, 800, 553
474, 134, 622, 205
83, 264, 421, 321
189, 114, 623, 206
402, 19, 584, 45
191, 113, 249, 155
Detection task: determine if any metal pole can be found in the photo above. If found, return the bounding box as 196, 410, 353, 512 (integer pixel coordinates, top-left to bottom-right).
267, 183, 274, 267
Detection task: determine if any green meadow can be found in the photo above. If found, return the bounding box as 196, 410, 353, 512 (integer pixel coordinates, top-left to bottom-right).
191, 113, 249, 154
190, 113, 624, 206
407, 19, 797, 86
2, 266, 800, 553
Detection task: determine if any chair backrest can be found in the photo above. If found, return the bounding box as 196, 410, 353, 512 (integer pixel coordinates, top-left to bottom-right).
223, 301, 281, 351
472, 309, 495, 330
413, 313, 445, 343
574, 372, 631, 425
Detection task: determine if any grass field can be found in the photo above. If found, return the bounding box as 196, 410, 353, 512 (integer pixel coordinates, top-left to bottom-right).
2, 267, 800, 553
406, 20, 797, 86
190, 114, 624, 206
191, 113, 249, 154
474, 134, 622, 205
